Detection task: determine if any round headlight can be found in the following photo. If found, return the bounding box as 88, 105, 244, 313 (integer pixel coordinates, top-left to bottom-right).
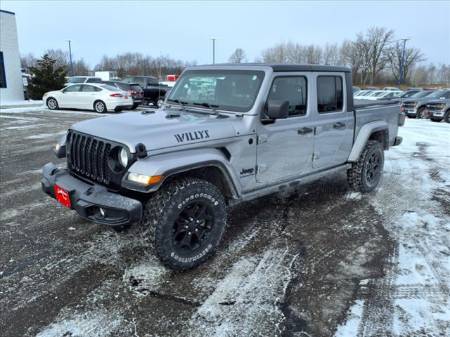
119, 148, 129, 167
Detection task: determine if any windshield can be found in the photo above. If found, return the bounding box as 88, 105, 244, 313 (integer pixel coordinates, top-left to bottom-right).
68, 77, 86, 83
167, 70, 265, 112
427, 90, 447, 98
411, 91, 433, 98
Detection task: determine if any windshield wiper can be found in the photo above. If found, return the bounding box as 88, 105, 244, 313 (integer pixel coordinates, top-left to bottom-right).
192, 102, 219, 109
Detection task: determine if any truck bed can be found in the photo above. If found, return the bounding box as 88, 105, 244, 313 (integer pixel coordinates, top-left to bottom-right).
354, 100, 401, 147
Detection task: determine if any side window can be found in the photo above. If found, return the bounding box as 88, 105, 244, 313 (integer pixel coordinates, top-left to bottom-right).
80, 85, 96, 92
267, 76, 307, 117
0, 52, 6, 88
317, 76, 343, 113
63, 85, 81, 92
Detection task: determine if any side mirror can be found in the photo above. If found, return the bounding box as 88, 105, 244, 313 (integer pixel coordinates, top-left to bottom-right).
266, 100, 289, 119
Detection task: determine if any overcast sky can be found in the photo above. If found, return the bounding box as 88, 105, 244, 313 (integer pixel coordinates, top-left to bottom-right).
2, 0, 450, 66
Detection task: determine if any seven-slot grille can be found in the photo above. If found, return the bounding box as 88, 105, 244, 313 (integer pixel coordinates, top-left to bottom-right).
67, 130, 112, 185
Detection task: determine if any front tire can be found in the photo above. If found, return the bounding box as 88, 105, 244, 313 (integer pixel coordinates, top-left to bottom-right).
46, 97, 58, 110
348, 140, 384, 193
444, 110, 450, 123
416, 107, 426, 119
430, 117, 442, 122
94, 100, 106, 113
143, 178, 227, 270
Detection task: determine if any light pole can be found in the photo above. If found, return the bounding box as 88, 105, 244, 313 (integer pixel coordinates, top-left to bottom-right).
67, 40, 74, 76
211, 38, 216, 64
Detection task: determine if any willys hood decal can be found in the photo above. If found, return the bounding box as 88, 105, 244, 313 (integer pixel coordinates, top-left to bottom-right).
71, 109, 240, 152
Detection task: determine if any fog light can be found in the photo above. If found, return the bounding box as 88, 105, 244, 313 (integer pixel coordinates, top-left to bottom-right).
127, 173, 163, 186
99, 208, 106, 217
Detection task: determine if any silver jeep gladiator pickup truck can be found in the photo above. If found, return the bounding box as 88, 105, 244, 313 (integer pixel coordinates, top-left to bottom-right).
42, 64, 404, 270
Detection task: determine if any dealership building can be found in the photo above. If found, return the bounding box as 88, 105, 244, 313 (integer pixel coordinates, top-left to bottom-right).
0, 9, 24, 103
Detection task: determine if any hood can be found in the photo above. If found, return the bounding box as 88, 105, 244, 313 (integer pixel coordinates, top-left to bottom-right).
426, 99, 450, 105
71, 109, 243, 153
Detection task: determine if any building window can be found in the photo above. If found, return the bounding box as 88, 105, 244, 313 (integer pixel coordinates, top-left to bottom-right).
0, 52, 6, 88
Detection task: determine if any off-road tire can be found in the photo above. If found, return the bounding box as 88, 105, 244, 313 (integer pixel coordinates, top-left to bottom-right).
347, 140, 384, 193
94, 100, 106, 113
143, 177, 227, 270
46, 97, 58, 110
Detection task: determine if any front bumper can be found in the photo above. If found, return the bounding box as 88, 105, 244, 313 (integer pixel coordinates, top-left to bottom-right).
430, 110, 445, 117
41, 163, 142, 226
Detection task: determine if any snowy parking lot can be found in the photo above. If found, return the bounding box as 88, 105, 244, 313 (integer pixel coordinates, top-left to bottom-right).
0, 107, 449, 337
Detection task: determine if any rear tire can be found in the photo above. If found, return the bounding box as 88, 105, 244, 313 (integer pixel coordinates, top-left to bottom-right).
430, 117, 442, 122
348, 140, 384, 193
131, 104, 139, 110
46, 97, 58, 110
445, 110, 450, 123
143, 178, 227, 270
94, 100, 107, 113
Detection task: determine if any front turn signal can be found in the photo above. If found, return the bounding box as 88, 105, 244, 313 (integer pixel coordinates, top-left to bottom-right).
127, 173, 163, 186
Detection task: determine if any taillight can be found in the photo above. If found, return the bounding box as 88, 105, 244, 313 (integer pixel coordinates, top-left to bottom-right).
110, 93, 123, 97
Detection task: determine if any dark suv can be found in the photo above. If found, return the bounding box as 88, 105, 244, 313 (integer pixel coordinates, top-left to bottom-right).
122, 76, 170, 107
103, 81, 144, 109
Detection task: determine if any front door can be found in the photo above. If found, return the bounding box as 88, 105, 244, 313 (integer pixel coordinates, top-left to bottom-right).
60, 85, 82, 108
313, 74, 354, 169
256, 75, 314, 186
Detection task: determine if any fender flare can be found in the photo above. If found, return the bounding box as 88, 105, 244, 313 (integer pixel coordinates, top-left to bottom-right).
123, 148, 241, 198
348, 121, 389, 162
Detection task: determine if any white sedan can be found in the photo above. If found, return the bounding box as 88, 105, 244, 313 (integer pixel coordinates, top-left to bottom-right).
43, 83, 133, 113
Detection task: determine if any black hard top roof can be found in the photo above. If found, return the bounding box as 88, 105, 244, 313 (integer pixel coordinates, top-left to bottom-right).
196, 63, 351, 73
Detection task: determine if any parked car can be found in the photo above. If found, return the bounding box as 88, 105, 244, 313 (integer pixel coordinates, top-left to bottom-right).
400, 89, 421, 99
43, 83, 133, 113
122, 76, 170, 107
366, 90, 403, 101
354, 90, 374, 99
382, 86, 400, 91
103, 81, 144, 109
65, 76, 103, 87
365, 86, 378, 90
426, 99, 450, 123
42, 64, 404, 270
401, 89, 450, 118
352, 86, 361, 93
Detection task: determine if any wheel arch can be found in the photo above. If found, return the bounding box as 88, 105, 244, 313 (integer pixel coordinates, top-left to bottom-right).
348, 121, 389, 162
123, 148, 241, 201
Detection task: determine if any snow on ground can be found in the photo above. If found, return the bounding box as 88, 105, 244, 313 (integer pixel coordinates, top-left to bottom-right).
335, 118, 450, 337
0, 100, 43, 109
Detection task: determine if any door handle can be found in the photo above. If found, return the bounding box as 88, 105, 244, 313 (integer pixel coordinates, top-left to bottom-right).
297, 127, 314, 135
333, 122, 346, 129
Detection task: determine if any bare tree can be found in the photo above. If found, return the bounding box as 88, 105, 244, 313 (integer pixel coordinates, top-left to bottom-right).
387, 42, 425, 83
229, 48, 247, 63
323, 44, 339, 65
45, 49, 69, 68
21, 53, 37, 70
361, 27, 394, 84
72, 58, 90, 76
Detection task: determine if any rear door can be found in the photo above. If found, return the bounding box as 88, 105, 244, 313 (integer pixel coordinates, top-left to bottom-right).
256, 74, 315, 185
312, 73, 354, 169
79, 84, 101, 109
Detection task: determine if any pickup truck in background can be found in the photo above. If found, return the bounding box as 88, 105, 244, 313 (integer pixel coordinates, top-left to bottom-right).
42, 64, 404, 270
122, 76, 170, 107
401, 89, 450, 118
427, 99, 450, 123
